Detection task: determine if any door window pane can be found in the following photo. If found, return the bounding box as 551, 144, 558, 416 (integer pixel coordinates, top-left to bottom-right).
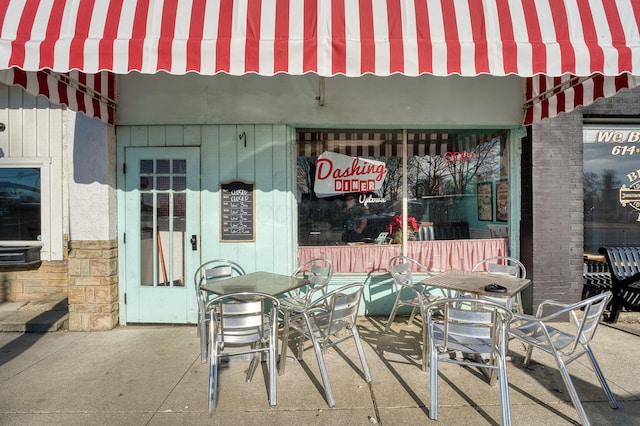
139, 158, 187, 287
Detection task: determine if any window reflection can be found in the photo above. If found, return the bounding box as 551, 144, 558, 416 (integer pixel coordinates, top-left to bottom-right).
139, 158, 187, 287
583, 125, 640, 253
0, 167, 41, 241
296, 130, 509, 247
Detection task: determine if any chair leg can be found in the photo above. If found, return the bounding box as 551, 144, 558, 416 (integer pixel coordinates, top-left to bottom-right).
384, 297, 402, 333
486, 353, 499, 386
269, 325, 278, 406
309, 335, 335, 407
200, 325, 208, 364
199, 319, 207, 364
584, 345, 618, 409
554, 355, 591, 426
279, 311, 290, 376
246, 351, 260, 383
522, 344, 534, 366
428, 342, 438, 420
209, 349, 219, 415
497, 355, 512, 426
515, 293, 524, 314
421, 321, 428, 372
351, 326, 372, 382
408, 306, 418, 326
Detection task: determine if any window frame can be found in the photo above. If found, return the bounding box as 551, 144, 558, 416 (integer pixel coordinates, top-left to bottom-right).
0, 158, 50, 249
295, 129, 510, 248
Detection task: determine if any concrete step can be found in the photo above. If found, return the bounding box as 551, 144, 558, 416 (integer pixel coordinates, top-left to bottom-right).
0, 294, 68, 332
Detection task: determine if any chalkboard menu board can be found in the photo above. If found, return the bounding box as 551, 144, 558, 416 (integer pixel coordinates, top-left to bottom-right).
220, 180, 255, 242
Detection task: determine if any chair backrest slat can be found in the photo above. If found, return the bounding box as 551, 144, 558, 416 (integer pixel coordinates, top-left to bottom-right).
445, 306, 497, 341
431, 299, 512, 353
488, 263, 519, 276
389, 255, 432, 294
308, 283, 364, 340
578, 295, 610, 344
292, 257, 333, 303
195, 259, 245, 288
207, 292, 279, 347
205, 265, 233, 282
472, 256, 526, 279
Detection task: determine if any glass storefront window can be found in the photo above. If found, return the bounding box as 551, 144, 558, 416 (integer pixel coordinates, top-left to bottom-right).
297, 129, 509, 247
583, 125, 640, 253
0, 167, 41, 241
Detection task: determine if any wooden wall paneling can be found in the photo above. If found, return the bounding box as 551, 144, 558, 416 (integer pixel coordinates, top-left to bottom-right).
183, 125, 201, 146
8, 86, 24, 157
20, 89, 37, 157
200, 125, 221, 261
34, 96, 52, 157
148, 125, 167, 146
130, 126, 151, 147
165, 125, 184, 146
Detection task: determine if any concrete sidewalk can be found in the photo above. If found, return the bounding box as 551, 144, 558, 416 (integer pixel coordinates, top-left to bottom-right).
0, 316, 639, 426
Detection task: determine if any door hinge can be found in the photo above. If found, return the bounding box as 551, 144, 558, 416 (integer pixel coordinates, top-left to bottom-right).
123, 232, 126, 244
123, 163, 126, 174
124, 293, 127, 304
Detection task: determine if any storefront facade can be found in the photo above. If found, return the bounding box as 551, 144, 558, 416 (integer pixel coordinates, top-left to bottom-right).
112, 72, 524, 324
1, 1, 639, 329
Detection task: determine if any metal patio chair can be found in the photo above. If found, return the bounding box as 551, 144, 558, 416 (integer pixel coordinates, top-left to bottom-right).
281, 257, 333, 313
472, 256, 527, 313
385, 255, 439, 332
194, 259, 245, 363
205, 291, 280, 415
509, 291, 618, 426
279, 257, 333, 375
384, 256, 442, 370
285, 282, 371, 407
427, 297, 514, 426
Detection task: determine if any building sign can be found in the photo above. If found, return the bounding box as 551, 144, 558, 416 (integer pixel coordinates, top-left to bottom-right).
313, 151, 387, 197
584, 125, 640, 221
583, 124, 640, 252
620, 168, 640, 221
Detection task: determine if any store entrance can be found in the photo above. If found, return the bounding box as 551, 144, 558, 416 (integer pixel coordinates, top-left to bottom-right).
123, 147, 201, 323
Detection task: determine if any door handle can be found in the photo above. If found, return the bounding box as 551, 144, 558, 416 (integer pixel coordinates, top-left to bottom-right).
190, 235, 198, 251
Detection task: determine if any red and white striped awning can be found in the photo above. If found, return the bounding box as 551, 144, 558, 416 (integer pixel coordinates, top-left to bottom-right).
1, 0, 639, 125
525, 73, 640, 124
0, 68, 116, 125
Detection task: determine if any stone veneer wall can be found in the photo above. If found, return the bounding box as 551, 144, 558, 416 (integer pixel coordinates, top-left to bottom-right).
0, 260, 68, 303
67, 240, 119, 331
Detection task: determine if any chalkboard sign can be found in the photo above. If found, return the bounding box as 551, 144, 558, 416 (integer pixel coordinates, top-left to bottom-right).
220, 180, 255, 242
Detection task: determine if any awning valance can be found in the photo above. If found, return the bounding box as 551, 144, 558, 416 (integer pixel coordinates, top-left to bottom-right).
0, 69, 116, 125
1, 0, 639, 125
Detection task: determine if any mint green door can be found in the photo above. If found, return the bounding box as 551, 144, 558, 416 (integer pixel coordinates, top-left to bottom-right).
124, 147, 200, 323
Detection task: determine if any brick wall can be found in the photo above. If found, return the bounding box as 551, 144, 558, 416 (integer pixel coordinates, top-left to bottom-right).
67, 240, 119, 331
530, 86, 640, 309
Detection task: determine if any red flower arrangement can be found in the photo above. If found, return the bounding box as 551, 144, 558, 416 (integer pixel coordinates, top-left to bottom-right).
389, 215, 419, 233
